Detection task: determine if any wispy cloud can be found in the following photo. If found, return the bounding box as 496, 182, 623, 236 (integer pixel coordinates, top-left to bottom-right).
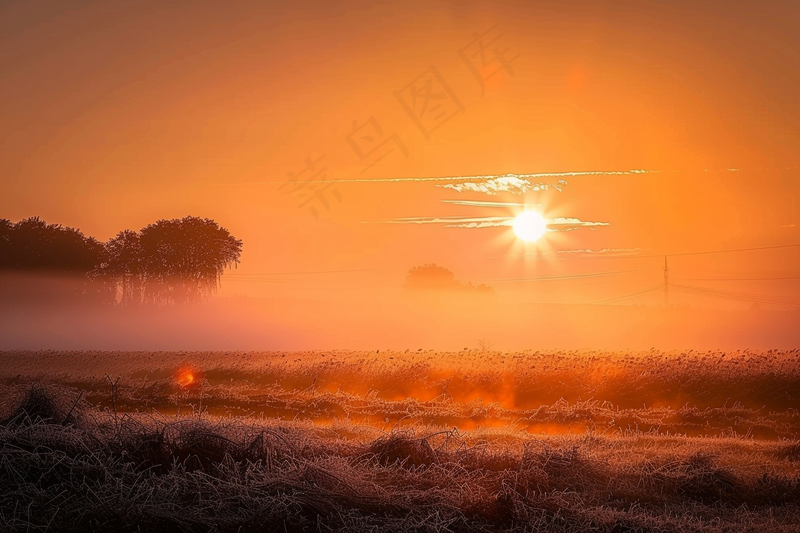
447, 221, 514, 228
230, 168, 660, 186
556, 247, 643, 255
373, 216, 514, 228
434, 169, 656, 195
441, 199, 538, 208
327, 169, 655, 184
438, 176, 565, 195
549, 217, 610, 227
499, 248, 649, 259
371, 216, 610, 230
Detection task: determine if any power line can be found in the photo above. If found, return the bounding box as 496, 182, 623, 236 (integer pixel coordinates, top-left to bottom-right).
672, 283, 794, 302
595, 284, 664, 304
665, 243, 800, 257
510, 243, 800, 260
675, 276, 800, 281
670, 283, 800, 306
484, 267, 654, 284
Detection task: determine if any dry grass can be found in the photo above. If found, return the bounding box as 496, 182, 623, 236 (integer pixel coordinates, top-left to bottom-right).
0, 351, 799, 532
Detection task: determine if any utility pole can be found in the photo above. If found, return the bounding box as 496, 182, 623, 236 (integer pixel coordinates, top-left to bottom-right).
663, 256, 669, 307
781, 168, 797, 227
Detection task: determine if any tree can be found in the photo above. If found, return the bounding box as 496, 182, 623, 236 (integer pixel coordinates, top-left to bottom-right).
137, 216, 242, 304
104, 230, 145, 306
0, 217, 110, 302
403, 264, 495, 297
0, 217, 106, 274
1, 215, 242, 305
0, 219, 11, 266
403, 264, 461, 292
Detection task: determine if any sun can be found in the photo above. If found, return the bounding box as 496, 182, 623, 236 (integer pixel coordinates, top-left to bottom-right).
512, 211, 547, 242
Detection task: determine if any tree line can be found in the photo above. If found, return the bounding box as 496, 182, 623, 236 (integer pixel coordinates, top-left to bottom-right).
403, 264, 494, 295
0, 216, 242, 305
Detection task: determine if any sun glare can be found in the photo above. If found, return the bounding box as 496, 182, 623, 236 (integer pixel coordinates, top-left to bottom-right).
512, 211, 547, 242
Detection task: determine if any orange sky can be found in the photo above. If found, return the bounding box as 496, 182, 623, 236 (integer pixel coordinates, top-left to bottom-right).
1, 1, 799, 347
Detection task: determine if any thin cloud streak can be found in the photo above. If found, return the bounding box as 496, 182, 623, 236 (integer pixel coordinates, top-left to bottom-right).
550, 217, 610, 227
435, 170, 658, 195
227, 169, 659, 185
441, 200, 538, 208
437, 176, 566, 195
334, 169, 656, 184
556, 248, 644, 255
446, 220, 514, 228
370, 216, 611, 230
372, 216, 514, 226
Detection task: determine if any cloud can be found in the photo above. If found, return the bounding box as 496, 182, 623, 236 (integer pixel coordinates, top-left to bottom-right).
556, 248, 643, 255
549, 217, 610, 228
233, 168, 659, 187
371, 215, 610, 230
445, 220, 514, 228
373, 216, 515, 228
323, 169, 655, 188
438, 176, 564, 195
441, 200, 538, 208
432, 169, 656, 196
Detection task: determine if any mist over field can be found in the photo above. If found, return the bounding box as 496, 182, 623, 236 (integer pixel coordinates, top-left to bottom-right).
2, 273, 798, 351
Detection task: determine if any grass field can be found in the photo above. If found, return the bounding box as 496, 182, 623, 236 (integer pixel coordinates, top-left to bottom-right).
1, 350, 799, 532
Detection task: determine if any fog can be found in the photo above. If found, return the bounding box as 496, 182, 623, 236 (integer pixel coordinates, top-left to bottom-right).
1, 274, 797, 352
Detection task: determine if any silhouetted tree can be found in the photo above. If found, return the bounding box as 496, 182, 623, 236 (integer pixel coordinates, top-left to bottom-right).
104, 229, 145, 306
0, 217, 110, 302
136, 216, 242, 304
0, 217, 106, 273
461, 281, 496, 295
403, 264, 495, 297
404, 264, 461, 291
1, 215, 242, 306
0, 219, 11, 264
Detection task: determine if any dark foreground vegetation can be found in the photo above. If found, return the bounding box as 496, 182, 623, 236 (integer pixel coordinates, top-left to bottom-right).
1, 351, 799, 532
2, 383, 800, 533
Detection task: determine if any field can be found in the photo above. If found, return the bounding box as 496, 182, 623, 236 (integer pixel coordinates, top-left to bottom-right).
1, 350, 800, 532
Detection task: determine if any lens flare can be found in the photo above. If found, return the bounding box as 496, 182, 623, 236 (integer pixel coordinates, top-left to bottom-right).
175, 368, 196, 387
